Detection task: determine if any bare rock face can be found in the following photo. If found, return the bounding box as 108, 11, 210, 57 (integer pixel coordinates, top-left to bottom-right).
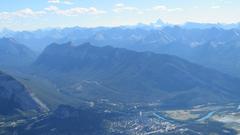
0, 71, 41, 115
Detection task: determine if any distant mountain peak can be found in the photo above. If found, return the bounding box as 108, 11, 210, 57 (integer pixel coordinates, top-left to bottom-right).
79, 42, 92, 47
182, 22, 240, 29
0, 37, 36, 67
0, 37, 17, 44
151, 18, 166, 27
62, 41, 73, 46
48, 42, 93, 50
155, 19, 165, 25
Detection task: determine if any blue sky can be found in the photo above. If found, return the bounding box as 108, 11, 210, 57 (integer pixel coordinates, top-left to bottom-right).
0, 0, 240, 30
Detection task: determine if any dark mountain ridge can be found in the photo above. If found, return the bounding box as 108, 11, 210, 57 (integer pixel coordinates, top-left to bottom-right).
4, 26, 240, 77
0, 71, 42, 115
34, 42, 240, 107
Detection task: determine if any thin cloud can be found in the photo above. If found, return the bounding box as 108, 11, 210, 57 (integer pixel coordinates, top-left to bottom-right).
45, 6, 106, 16
0, 5, 106, 20
63, 1, 73, 5
48, 0, 60, 4
152, 5, 183, 12
48, 0, 73, 5
113, 3, 143, 14
0, 8, 46, 20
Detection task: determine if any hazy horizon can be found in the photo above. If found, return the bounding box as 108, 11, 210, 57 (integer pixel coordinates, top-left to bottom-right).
1, 0, 240, 30
1, 19, 240, 32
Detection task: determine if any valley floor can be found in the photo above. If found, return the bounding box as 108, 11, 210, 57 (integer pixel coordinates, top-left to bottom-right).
1, 102, 240, 135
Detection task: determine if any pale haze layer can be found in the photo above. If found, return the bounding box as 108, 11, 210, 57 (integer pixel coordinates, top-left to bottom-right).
0, 0, 240, 30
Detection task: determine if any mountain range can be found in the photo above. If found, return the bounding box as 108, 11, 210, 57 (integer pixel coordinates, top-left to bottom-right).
34, 42, 240, 107
1, 25, 240, 78
0, 38, 36, 68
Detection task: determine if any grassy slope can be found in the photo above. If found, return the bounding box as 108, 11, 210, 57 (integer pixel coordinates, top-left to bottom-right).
3, 69, 84, 110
